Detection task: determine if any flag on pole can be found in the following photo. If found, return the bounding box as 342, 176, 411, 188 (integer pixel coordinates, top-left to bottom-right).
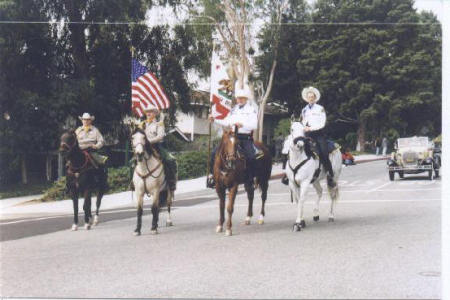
131, 58, 170, 117
209, 52, 232, 120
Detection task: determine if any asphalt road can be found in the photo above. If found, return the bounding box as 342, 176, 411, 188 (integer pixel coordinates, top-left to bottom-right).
0, 160, 441, 298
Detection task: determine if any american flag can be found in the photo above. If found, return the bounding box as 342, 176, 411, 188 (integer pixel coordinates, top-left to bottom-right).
131, 58, 170, 117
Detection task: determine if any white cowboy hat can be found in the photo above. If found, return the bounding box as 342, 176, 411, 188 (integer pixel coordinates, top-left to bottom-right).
78, 112, 95, 121
235, 86, 252, 100
143, 104, 159, 113
302, 86, 321, 102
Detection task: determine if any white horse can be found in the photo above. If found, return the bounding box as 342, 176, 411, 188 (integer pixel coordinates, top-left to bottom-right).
286, 122, 342, 232
131, 130, 174, 236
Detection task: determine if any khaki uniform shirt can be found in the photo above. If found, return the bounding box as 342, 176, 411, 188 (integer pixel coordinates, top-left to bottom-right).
144, 120, 165, 144
75, 126, 105, 150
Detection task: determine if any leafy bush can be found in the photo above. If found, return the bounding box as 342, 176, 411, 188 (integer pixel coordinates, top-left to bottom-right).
40, 177, 67, 202
175, 150, 208, 180
274, 118, 291, 138
107, 166, 131, 193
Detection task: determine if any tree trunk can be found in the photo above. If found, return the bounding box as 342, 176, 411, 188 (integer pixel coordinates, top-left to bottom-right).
20, 154, 28, 185
46, 153, 53, 181
257, 59, 277, 142
67, 1, 89, 79
357, 120, 366, 152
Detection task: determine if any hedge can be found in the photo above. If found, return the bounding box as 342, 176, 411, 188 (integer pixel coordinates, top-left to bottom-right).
39, 150, 209, 201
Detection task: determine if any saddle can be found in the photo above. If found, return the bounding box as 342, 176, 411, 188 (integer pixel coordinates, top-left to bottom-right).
306, 139, 340, 184
307, 139, 340, 157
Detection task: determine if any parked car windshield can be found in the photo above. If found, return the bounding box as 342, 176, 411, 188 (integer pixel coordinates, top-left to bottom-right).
397, 137, 429, 148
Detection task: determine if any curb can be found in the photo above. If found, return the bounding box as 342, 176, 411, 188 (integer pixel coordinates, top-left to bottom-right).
269, 156, 388, 180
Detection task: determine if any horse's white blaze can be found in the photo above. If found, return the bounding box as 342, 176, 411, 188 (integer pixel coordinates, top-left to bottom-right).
230, 137, 235, 145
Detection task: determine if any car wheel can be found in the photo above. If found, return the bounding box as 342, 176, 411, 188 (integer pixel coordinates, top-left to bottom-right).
399, 171, 404, 179
389, 171, 395, 181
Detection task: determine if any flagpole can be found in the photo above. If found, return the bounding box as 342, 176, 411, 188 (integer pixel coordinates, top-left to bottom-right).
206, 41, 216, 187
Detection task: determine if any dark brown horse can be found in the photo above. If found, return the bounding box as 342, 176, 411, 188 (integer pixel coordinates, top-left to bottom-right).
214, 128, 272, 236
59, 130, 108, 231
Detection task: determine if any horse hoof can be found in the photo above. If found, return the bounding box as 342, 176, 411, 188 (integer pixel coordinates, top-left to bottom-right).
166, 220, 173, 227
151, 229, 158, 235
71, 224, 78, 231
244, 218, 251, 225
84, 224, 91, 230
292, 223, 301, 232
313, 216, 319, 222
328, 217, 334, 222
258, 216, 264, 225
216, 225, 223, 233
225, 229, 232, 236
300, 220, 306, 228
133, 231, 141, 236
93, 215, 99, 226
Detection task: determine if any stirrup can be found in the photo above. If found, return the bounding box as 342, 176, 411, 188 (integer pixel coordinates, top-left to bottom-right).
281, 174, 289, 185
255, 150, 264, 160
206, 176, 215, 189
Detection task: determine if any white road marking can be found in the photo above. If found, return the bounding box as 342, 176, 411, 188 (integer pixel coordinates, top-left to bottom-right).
366, 182, 392, 193
177, 198, 441, 210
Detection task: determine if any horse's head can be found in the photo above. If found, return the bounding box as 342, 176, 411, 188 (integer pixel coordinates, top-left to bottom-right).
290, 122, 306, 151
59, 130, 78, 156
220, 127, 239, 169
131, 129, 147, 162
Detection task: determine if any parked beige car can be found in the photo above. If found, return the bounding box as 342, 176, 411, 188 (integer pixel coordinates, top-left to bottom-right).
387, 136, 439, 181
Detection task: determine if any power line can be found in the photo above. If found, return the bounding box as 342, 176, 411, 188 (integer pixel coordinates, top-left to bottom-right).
0, 20, 441, 26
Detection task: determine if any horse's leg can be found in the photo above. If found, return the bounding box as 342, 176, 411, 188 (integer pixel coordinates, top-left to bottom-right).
93, 190, 104, 226
328, 184, 339, 222
258, 179, 269, 225
83, 190, 92, 230
166, 190, 174, 227
225, 185, 238, 236
312, 181, 323, 222
244, 182, 254, 225
216, 186, 226, 233
150, 189, 160, 234
71, 190, 79, 231
134, 189, 144, 236
293, 181, 309, 232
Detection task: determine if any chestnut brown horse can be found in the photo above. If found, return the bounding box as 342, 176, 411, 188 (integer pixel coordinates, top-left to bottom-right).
59, 130, 108, 231
213, 128, 272, 236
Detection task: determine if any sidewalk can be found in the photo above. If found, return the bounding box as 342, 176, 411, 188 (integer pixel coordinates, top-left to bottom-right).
0, 154, 386, 219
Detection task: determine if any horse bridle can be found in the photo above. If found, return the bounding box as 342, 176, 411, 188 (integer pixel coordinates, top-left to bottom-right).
60, 135, 78, 153
288, 135, 314, 187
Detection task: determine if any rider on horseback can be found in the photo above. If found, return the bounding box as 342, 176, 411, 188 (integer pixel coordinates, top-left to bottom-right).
75, 113, 108, 166
141, 105, 177, 191
207, 85, 262, 188
301, 86, 336, 188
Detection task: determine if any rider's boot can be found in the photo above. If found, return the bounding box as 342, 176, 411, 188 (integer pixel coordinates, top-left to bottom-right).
281, 154, 288, 185
164, 159, 177, 191
326, 169, 336, 188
